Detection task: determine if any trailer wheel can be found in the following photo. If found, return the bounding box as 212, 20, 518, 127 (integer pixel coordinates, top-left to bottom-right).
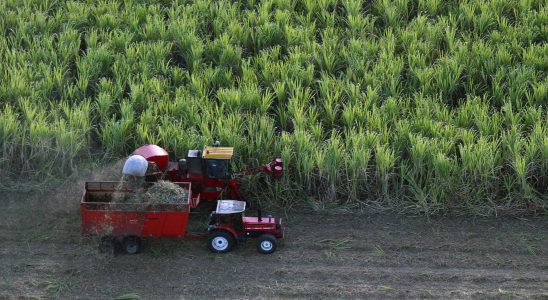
123, 236, 141, 254
256, 234, 277, 254
99, 236, 115, 255
208, 231, 234, 253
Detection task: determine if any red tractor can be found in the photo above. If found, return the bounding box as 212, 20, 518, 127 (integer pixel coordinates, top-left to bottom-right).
208, 200, 284, 254
131, 144, 283, 201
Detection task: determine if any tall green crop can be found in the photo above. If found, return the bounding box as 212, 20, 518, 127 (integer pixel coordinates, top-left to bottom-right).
0, 0, 546, 213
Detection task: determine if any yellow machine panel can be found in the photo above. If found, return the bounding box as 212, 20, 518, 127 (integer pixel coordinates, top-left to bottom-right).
202, 147, 234, 159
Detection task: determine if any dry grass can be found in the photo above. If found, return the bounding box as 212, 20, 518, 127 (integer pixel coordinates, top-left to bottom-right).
112, 180, 189, 205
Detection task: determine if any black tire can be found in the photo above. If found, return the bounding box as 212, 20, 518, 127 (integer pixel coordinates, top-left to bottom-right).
123, 236, 141, 254
99, 236, 115, 255
256, 234, 277, 254
208, 231, 235, 253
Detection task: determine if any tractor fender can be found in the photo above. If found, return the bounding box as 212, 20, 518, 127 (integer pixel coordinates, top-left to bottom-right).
208, 227, 239, 241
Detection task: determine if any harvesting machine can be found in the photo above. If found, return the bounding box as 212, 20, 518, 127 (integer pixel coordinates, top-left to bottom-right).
131, 143, 283, 201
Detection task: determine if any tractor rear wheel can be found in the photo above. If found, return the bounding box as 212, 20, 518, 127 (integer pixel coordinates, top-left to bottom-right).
123, 236, 141, 254
208, 231, 234, 253
256, 234, 277, 254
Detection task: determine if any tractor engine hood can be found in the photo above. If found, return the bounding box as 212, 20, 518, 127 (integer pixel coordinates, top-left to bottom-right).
243, 216, 285, 239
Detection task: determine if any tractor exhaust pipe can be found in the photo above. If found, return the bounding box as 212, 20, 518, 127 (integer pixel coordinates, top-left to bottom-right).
257, 208, 262, 222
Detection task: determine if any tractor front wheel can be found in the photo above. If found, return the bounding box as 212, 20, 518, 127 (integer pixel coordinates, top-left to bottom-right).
123, 236, 141, 254
256, 234, 277, 254
208, 231, 234, 253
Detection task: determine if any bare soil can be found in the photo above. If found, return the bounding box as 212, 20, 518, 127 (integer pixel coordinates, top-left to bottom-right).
1, 167, 547, 299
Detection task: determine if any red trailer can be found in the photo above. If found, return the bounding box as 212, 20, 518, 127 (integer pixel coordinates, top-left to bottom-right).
81, 181, 202, 254
81, 181, 284, 254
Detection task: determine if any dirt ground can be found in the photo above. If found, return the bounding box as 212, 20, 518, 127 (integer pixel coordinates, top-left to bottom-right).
1, 168, 547, 299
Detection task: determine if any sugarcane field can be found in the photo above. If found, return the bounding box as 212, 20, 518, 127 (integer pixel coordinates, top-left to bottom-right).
0, 0, 547, 299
